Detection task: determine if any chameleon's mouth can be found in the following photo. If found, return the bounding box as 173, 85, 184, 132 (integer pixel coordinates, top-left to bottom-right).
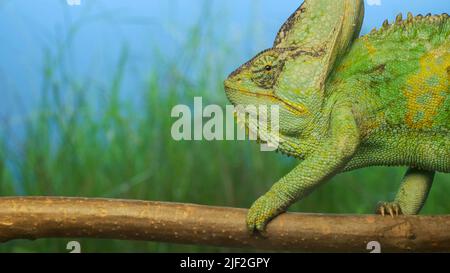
223, 80, 308, 116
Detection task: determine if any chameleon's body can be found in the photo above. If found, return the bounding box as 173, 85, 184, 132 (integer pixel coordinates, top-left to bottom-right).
224, 0, 449, 232
336, 14, 450, 173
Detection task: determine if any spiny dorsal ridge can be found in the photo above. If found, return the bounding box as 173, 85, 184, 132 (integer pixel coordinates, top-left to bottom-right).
368, 12, 448, 37
395, 13, 403, 24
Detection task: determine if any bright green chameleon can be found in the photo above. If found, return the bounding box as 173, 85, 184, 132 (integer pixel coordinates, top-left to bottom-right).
224, 0, 449, 233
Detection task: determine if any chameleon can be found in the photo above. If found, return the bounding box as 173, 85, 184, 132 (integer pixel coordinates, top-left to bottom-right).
223, 0, 450, 233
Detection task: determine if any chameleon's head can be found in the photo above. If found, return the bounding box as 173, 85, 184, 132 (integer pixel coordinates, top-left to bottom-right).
224, 47, 319, 137
224, 0, 364, 152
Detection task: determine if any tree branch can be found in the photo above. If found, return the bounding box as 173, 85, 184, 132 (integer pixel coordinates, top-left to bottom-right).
0, 196, 449, 252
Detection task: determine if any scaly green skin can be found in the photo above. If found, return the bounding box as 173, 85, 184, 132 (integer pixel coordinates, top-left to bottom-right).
224, 0, 450, 233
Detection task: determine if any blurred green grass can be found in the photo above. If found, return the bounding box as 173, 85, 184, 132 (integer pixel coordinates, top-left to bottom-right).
0, 4, 449, 253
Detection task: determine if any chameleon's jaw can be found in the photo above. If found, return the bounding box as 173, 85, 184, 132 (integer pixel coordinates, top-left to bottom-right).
224, 79, 271, 104
224, 79, 308, 116
223, 79, 240, 106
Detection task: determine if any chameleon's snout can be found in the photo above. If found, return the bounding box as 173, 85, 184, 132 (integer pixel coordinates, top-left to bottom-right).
223, 78, 242, 106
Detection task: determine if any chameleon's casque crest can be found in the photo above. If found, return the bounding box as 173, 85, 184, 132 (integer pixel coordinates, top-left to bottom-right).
274, 0, 364, 89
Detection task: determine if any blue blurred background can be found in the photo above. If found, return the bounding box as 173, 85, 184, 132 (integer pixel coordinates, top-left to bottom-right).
1, 0, 448, 120
0, 0, 448, 252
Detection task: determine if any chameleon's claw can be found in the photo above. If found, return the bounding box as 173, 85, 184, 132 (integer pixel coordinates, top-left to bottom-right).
388, 207, 394, 218
376, 201, 403, 217
246, 193, 286, 234
379, 206, 385, 216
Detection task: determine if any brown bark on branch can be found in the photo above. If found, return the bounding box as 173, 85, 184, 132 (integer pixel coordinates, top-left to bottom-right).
0, 196, 449, 252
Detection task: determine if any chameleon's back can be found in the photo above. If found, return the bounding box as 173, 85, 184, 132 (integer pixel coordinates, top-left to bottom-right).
332, 13, 450, 133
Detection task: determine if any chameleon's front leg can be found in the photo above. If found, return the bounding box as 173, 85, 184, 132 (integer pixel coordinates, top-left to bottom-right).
376, 168, 435, 216
247, 105, 361, 233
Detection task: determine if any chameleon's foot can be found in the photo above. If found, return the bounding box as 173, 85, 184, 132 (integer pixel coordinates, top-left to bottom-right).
376, 201, 402, 217
246, 193, 286, 234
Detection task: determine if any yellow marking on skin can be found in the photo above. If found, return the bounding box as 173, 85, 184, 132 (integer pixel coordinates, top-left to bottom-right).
361, 117, 382, 137
362, 36, 377, 56
447, 66, 450, 81
404, 46, 450, 129
281, 98, 310, 116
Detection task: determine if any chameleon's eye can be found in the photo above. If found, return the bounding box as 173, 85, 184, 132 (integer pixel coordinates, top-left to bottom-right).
251, 53, 281, 89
